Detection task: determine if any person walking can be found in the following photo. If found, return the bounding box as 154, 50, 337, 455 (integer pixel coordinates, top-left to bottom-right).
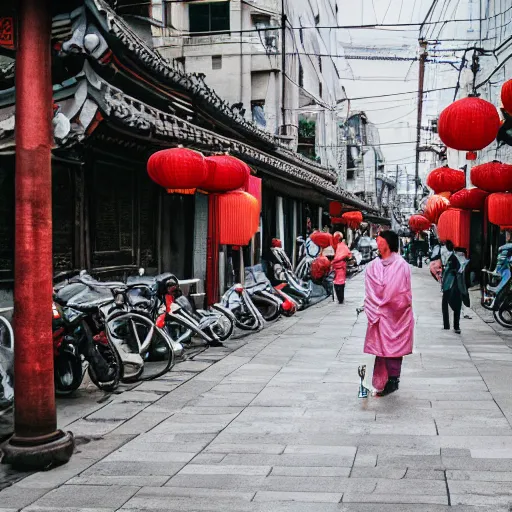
331, 232, 351, 304
441, 240, 469, 334
364, 230, 414, 396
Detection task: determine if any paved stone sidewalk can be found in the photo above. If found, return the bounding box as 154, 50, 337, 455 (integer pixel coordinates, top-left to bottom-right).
2, 267, 512, 511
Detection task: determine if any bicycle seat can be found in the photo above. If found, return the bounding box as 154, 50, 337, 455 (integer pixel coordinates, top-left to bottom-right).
65, 286, 114, 310
54, 282, 89, 306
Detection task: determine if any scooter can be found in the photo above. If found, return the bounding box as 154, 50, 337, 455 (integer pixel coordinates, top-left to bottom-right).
481, 243, 512, 328
221, 284, 266, 331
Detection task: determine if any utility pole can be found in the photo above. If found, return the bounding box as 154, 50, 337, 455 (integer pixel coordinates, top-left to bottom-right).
2, 0, 74, 469
281, 0, 286, 134
414, 40, 427, 209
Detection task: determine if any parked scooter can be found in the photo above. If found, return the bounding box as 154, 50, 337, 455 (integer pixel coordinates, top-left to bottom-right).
221, 284, 266, 331
481, 243, 512, 328
245, 265, 297, 321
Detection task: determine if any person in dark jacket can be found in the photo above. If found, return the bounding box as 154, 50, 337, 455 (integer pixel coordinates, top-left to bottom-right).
441, 240, 469, 334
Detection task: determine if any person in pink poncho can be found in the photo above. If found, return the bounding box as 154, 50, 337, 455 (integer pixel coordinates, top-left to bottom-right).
364, 230, 414, 396
331, 232, 352, 304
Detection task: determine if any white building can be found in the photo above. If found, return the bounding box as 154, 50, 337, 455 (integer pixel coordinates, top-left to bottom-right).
145, 0, 346, 178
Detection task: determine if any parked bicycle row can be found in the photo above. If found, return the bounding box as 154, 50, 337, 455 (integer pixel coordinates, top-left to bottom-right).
1, 234, 360, 408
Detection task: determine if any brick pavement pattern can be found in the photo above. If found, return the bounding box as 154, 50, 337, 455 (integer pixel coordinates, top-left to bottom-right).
2, 267, 512, 511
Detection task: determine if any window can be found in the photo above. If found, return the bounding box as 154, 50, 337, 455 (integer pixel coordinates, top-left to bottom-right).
189, 1, 230, 34
314, 14, 320, 25
319, 81, 323, 98
212, 55, 222, 69
318, 56, 322, 73
299, 63, 304, 87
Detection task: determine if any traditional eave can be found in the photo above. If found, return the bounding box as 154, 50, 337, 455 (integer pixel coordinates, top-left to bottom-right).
0, 62, 374, 211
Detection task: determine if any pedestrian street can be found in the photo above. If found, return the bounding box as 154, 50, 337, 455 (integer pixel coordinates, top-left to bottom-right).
2, 267, 512, 511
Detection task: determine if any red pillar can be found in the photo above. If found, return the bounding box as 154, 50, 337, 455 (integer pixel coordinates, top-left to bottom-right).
2, 0, 74, 469
206, 194, 220, 306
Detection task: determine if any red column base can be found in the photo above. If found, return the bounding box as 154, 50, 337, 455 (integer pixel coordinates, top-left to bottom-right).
1, 430, 74, 470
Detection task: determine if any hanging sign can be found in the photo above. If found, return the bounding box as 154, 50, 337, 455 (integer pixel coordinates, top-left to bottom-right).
0, 17, 15, 50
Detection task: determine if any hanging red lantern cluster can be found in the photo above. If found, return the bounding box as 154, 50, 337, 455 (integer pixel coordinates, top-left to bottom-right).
311, 256, 331, 280
218, 191, 259, 246
342, 211, 363, 230
408, 214, 431, 232
310, 231, 333, 249
501, 80, 512, 115
426, 166, 465, 194
438, 97, 501, 152
424, 195, 450, 224
148, 148, 208, 190
470, 161, 512, 193
148, 150, 260, 246
329, 201, 343, 217
437, 208, 471, 253
449, 188, 489, 211
488, 193, 512, 231
148, 150, 252, 194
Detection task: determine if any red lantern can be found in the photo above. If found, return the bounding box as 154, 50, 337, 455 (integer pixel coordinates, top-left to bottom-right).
147, 148, 208, 190
342, 211, 363, 230
466, 151, 477, 161
408, 214, 431, 232
437, 208, 471, 253
330, 217, 346, 225
426, 166, 465, 194
470, 161, 512, 193
218, 191, 260, 246
501, 79, 512, 114
488, 193, 512, 229
310, 231, 333, 249
203, 155, 251, 192
438, 97, 500, 151
424, 195, 450, 224
311, 256, 331, 280
329, 201, 343, 217
449, 188, 489, 210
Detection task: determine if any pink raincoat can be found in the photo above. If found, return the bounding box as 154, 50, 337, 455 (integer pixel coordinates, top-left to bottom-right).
331, 242, 352, 285
364, 252, 414, 358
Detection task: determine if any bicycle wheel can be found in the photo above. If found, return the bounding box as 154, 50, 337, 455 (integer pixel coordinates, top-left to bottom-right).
494, 301, 512, 329
106, 311, 174, 381
86, 322, 123, 392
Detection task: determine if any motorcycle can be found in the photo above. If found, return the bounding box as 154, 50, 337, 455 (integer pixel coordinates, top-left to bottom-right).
53, 278, 123, 392
481, 243, 512, 328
